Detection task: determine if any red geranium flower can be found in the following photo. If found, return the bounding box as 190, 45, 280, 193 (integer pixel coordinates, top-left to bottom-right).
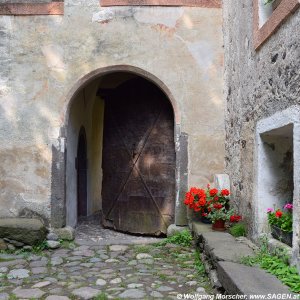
210, 188, 218, 196
221, 189, 230, 196
213, 203, 223, 209
230, 215, 242, 222
184, 192, 193, 206
275, 210, 283, 218
195, 189, 206, 199
213, 196, 219, 201
195, 197, 206, 207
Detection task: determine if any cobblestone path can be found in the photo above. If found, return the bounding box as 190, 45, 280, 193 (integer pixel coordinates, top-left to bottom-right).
0, 223, 212, 299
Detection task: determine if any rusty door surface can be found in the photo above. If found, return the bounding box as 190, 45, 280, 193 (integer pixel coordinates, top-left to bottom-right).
77, 127, 87, 217
101, 78, 175, 235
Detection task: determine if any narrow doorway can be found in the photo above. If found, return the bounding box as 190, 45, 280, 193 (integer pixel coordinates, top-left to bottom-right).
77, 127, 88, 218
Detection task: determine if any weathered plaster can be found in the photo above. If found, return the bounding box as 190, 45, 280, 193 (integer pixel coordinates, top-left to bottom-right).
0, 2, 224, 229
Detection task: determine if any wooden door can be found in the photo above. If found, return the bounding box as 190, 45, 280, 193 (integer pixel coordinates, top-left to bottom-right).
101, 78, 175, 235
77, 127, 87, 217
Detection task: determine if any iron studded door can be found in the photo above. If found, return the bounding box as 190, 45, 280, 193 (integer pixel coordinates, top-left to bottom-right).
101, 78, 175, 235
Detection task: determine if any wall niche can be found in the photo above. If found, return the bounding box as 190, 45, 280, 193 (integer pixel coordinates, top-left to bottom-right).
255, 106, 300, 268
257, 124, 293, 234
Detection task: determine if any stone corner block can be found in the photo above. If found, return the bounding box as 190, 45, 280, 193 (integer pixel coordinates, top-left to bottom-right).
167, 224, 189, 237
0, 218, 46, 246
53, 226, 75, 241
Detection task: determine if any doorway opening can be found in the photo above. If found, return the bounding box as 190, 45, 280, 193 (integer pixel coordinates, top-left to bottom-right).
65, 69, 179, 235
100, 77, 175, 236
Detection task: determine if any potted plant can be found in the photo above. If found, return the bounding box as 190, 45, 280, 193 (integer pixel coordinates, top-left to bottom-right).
207, 203, 242, 231
267, 203, 293, 247
183, 185, 230, 223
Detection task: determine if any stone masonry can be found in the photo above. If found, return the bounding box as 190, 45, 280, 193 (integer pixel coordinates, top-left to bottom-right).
223, 0, 300, 267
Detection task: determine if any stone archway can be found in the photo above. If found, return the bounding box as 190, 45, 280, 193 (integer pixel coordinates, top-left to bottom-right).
51, 65, 188, 231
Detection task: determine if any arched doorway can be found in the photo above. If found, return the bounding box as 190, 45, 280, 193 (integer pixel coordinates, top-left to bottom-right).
59, 66, 188, 232
77, 127, 87, 218
100, 77, 175, 235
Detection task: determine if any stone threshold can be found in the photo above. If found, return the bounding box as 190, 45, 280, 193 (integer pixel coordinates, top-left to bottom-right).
192, 221, 296, 295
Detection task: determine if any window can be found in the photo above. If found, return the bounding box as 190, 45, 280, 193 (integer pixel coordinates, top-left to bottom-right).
253, 0, 299, 49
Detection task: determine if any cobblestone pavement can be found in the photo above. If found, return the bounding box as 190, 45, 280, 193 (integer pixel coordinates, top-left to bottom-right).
0, 222, 212, 299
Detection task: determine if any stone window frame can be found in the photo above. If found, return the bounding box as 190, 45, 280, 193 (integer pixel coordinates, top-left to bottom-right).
100, 0, 221, 8
253, 0, 300, 50
254, 105, 300, 266
0, 2, 64, 15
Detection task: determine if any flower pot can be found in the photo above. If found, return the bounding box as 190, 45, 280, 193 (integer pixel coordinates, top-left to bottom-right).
212, 219, 226, 231
271, 225, 292, 247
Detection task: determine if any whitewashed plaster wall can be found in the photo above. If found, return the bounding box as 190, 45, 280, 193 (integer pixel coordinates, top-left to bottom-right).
0, 1, 224, 225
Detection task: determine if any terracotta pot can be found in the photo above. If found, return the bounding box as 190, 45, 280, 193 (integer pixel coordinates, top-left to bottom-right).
212, 219, 226, 231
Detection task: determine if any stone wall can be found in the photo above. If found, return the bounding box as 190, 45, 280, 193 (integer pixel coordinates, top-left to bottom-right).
222, 0, 300, 265
0, 1, 224, 227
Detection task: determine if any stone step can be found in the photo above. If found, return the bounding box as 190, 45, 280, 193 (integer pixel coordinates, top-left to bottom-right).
197, 230, 255, 266
193, 221, 297, 295
217, 261, 295, 295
